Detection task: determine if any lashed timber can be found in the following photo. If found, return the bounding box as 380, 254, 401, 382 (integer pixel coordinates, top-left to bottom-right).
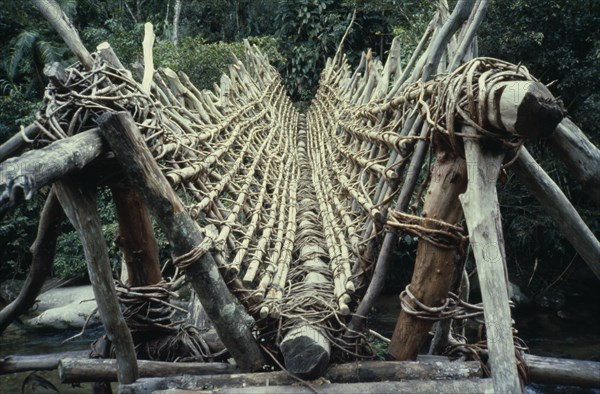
0, 129, 104, 215
0, 0, 597, 381
388, 141, 467, 360
97, 111, 265, 372
459, 125, 521, 393
53, 176, 138, 384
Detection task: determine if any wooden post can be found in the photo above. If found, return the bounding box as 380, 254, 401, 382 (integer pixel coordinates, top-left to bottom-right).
110, 186, 162, 286
388, 139, 467, 360
53, 176, 138, 384
459, 125, 522, 393
97, 111, 265, 372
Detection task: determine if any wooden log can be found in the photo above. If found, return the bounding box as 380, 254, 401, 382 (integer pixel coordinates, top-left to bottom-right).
0, 351, 88, 375
486, 81, 564, 138
389, 139, 468, 360
141, 23, 155, 95
59, 359, 236, 383
53, 176, 138, 384
32, 0, 93, 70
458, 125, 522, 393
117, 358, 483, 393
280, 324, 330, 380
97, 111, 265, 372
0, 129, 104, 215
524, 354, 600, 388
511, 147, 600, 280
148, 379, 495, 394
0, 123, 39, 162
110, 186, 162, 286
550, 118, 600, 204
0, 189, 64, 333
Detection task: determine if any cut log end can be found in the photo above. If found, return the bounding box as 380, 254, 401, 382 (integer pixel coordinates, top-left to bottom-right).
280, 325, 331, 380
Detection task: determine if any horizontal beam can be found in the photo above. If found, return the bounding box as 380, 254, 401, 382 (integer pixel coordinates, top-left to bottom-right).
0, 129, 104, 215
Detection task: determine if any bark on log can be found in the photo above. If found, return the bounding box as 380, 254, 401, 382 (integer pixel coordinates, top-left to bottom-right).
146, 379, 495, 394
486, 81, 564, 139
0, 189, 64, 333
0, 124, 39, 162
32, 0, 93, 70
0, 129, 104, 215
550, 118, 600, 204
511, 147, 600, 280
389, 142, 467, 360
280, 325, 330, 380
53, 176, 138, 384
117, 358, 483, 393
97, 111, 265, 372
110, 186, 162, 286
524, 354, 600, 388
459, 126, 522, 393
0, 351, 88, 375
59, 359, 235, 383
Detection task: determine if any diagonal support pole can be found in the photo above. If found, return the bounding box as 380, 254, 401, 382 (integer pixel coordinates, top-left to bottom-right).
97, 111, 265, 372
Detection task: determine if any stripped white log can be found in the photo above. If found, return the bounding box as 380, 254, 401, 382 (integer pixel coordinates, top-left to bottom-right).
141, 23, 155, 95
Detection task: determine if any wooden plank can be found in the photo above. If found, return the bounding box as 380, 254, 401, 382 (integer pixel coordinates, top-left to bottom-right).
0, 129, 104, 215
53, 176, 138, 384
459, 125, 522, 393
97, 111, 265, 372
511, 146, 600, 280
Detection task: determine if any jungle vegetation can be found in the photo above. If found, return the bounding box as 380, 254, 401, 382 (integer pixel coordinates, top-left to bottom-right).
0, 0, 598, 298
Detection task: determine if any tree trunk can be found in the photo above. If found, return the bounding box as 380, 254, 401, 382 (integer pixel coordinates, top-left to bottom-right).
110, 186, 162, 286
53, 176, 138, 384
97, 111, 265, 372
389, 142, 467, 360
172, 0, 182, 45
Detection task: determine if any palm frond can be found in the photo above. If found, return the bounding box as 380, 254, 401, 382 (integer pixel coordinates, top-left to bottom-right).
9, 31, 39, 80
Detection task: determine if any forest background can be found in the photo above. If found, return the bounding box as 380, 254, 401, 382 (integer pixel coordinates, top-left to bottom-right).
0, 0, 598, 299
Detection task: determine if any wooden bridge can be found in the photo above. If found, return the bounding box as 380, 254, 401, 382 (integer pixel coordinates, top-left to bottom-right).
1, 0, 599, 393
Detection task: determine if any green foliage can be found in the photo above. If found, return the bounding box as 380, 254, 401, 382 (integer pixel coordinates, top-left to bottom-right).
479, 0, 600, 292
